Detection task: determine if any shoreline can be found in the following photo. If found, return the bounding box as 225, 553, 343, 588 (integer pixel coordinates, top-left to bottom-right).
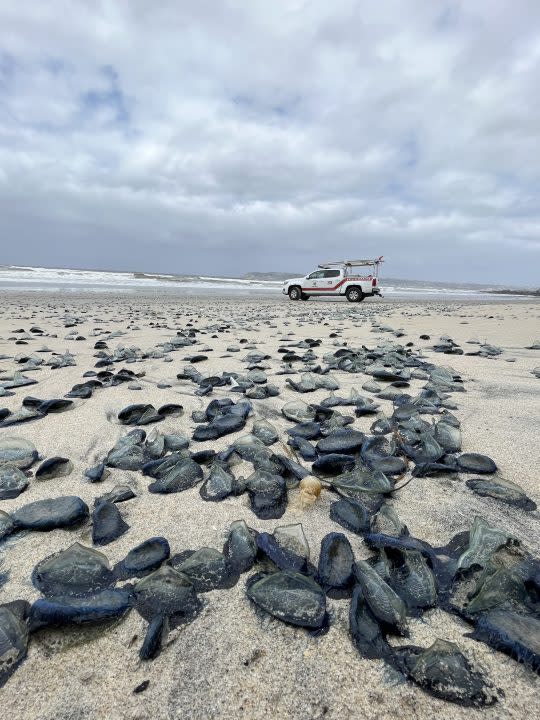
1, 286, 539, 304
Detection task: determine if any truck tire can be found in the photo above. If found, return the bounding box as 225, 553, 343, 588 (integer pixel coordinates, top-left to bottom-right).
346, 286, 364, 303
288, 286, 301, 301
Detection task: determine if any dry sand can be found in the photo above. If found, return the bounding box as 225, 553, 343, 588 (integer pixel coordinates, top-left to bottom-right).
0, 291, 539, 720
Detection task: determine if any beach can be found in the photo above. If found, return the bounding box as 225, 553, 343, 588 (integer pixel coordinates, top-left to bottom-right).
0, 290, 539, 720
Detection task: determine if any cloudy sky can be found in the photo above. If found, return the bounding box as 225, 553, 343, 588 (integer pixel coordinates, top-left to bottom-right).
1, 1, 539, 284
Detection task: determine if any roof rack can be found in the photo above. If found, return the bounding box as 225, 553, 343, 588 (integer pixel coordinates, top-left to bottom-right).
318, 256, 384, 269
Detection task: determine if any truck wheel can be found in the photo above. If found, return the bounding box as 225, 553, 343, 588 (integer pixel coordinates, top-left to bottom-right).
288, 286, 301, 301
300, 293, 309, 301
346, 286, 364, 303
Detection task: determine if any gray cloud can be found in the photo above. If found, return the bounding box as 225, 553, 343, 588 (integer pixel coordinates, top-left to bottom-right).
1, 1, 539, 283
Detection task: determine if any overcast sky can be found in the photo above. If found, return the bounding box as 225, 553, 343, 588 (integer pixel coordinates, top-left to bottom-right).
1, 1, 539, 284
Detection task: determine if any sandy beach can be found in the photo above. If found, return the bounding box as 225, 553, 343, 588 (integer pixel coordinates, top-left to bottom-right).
0, 291, 539, 720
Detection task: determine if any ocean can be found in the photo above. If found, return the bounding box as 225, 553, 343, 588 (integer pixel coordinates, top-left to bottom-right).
0, 264, 518, 299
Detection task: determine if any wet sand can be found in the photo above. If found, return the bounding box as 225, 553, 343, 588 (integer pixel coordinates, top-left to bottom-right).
0, 292, 539, 720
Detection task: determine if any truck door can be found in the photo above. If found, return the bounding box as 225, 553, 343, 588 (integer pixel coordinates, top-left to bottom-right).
322, 269, 341, 290
304, 270, 325, 289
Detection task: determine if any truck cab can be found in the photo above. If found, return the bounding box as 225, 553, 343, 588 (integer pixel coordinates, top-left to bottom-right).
283, 258, 383, 302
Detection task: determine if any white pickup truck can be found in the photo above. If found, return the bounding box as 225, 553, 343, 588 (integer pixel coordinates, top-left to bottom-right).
282, 258, 383, 302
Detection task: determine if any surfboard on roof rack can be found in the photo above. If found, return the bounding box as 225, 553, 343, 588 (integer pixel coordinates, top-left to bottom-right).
318, 257, 384, 268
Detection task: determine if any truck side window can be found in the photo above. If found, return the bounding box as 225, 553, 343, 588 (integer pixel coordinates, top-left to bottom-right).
323, 270, 340, 278
307, 271, 325, 279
